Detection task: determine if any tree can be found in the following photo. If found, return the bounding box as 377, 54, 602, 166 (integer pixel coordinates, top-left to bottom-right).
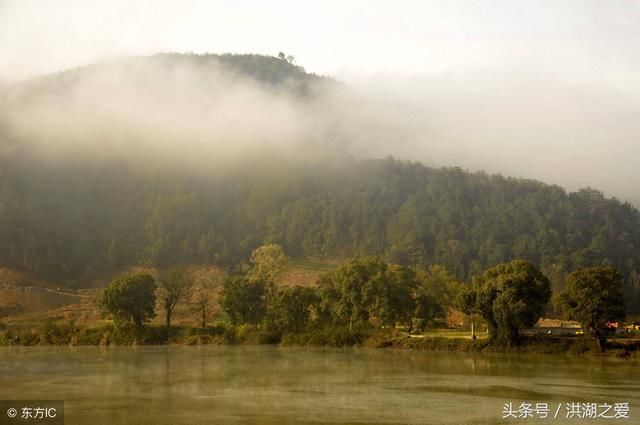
413, 266, 461, 332
3, 145, 640, 306
274, 286, 318, 333
418, 265, 461, 307
543, 263, 569, 316
318, 257, 384, 331
248, 244, 286, 329
159, 267, 193, 330
413, 291, 440, 332
191, 282, 216, 329
440, 239, 466, 278
220, 276, 267, 327
560, 267, 625, 351
100, 273, 157, 327
368, 263, 416, 328
459, 260, 550, 345
249, 244, 288, 282
317, 257, 416, 331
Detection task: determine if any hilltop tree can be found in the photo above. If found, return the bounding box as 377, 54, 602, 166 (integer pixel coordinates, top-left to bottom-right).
100, 273, 157, 327
560, 267, 625, 351
459, 260, 550, 345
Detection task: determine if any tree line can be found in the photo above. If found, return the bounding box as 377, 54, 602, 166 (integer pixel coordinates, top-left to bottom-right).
2, 156, 640, 311
99, 244, 627, 350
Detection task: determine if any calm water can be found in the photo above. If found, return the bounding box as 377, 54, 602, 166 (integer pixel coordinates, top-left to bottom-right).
0, 346, 638, 425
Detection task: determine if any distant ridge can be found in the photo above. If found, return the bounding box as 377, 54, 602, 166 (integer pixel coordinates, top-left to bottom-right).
6, 53, 334, 98
0, 53, 638, 312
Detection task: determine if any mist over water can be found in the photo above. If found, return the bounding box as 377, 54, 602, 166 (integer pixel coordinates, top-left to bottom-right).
1, 346, 639, 424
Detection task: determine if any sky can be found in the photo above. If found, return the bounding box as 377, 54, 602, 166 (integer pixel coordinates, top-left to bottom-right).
1, 0, 639, 205
1, 1, 639, 81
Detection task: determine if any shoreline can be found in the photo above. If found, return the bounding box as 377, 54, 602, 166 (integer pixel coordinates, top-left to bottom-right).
2, 322, 639, 358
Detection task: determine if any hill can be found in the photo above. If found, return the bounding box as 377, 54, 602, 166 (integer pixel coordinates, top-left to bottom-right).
1, 155, 639, 296
0, 54, 639, 311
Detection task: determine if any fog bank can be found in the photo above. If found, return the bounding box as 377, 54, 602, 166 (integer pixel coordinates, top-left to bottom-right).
1, 54, 639, 207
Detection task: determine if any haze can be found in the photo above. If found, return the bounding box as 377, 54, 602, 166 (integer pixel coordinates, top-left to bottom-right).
1, 0, 639, 205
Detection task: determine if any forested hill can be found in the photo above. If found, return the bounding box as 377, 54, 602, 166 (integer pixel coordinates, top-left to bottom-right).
0, 54, 639, 309
1, 155, 639, 292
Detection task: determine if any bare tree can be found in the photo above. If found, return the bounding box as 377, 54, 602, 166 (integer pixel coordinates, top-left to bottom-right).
192, 284, 215, 329
190, 269, 222, 329
159, 267, 193, 331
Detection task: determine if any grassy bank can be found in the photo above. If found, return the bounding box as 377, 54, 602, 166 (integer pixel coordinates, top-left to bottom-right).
1, 320, 639, 358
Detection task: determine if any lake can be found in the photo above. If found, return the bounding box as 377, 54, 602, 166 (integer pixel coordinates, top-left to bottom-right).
0, 346, 638, 424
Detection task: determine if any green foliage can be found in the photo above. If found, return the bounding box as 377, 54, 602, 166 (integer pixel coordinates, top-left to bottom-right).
459, 260, 551, 345
249, 244, 288, 282
220, 256, 458, 337
220, 276, 268, 327
391, 336, 489, 352
3, 261, 638, 354
370, 263, 417, 328
272, 286, 317, 333
560, 267, 625, 349
414, 265, 462, 330
280, 325, 371, 347
317, 257, 416, 330
99, 273, 157, 326
234, 323, 281, 345
1, 155, 638, 313
387, 335, 604, 355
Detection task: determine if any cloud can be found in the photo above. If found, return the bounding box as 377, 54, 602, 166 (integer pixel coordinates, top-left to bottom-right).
1, 0, 639, 206
352, 71, 640, 205
2, 54, 639, 207
2, 57, 321, 164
